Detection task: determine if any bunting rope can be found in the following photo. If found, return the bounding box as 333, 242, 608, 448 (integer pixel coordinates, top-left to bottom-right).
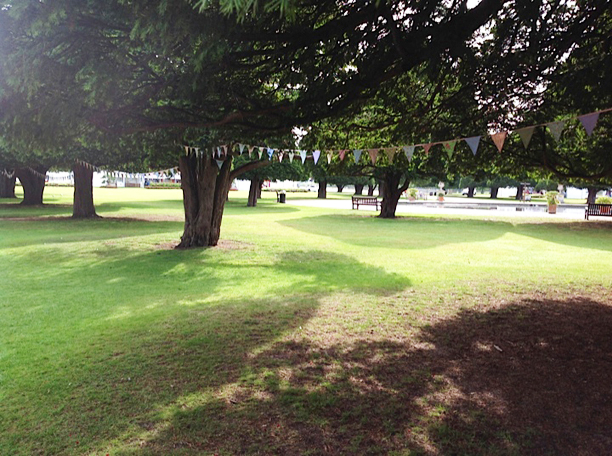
1, 169, 15, 179
75, 159, 100, 172
179, 107, 610, 167
26, 167, 47, 180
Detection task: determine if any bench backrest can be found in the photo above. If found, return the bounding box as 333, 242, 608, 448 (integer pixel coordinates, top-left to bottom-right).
587, 203, 612, 214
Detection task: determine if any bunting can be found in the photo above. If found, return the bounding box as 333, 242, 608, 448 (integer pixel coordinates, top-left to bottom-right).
547, 121, 566, 142
579, 112, 599, 137
267, 147, 274, 160
278, 151, 284, 163
339, 150, 347, 161
383, 148, 396, 162
368, 148, 379, 165
289, 152, 294, 163
403, 145, 415, 162
464, 136, 480, 155
491, 131, 508, 153
300, 150, 307, 164
442, 140, 457, 158
239, 144, 246, 154
423, 144, 432, 155
327, 152, 333, 164
353, 149, 362, 164
313, 150, 321, 165
216, 160, 224, 169
515, 127, 535, 149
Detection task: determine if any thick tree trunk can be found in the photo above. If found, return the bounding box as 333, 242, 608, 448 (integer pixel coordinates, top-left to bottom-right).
317, 180, 327, 199
15, 166, 48, 205
515, 184, 524, 200
587, 187, 599, 204
0, 172, 16, 198
177, 152, 231, 248
467, 186, 475, 198
379, 173, 408, 218
367, 184, 376, 196
257, 181, 263, 199
354, 184, 364, 195
490, 186, 499, 199
72, 162, 98, 218
247, 177, 260, 207
336, 184, 344, 193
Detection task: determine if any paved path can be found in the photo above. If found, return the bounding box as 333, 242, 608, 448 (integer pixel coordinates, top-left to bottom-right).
287, 196, 594, 220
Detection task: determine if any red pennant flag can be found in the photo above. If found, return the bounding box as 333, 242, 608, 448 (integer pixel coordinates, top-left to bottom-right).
422, 144, 432, 155
368, 149, 379, 165
339, 150, 347, 161
491, 131, 508, 153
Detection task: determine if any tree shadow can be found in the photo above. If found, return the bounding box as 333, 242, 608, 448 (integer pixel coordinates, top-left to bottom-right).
135, 296, 612, 455
1, 247, 411, 454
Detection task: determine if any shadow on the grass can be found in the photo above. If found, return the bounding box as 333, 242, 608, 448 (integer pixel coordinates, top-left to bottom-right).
0, 248, 411, 455
135, 296, 612, 455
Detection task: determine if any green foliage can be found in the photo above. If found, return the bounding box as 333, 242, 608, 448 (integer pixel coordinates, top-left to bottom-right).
595, 196, 612, 204
546, 191, 559, 205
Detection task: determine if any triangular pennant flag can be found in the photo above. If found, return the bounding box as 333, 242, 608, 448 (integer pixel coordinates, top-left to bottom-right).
216, 160, 224, 169
403, 145, 415, 162
288, 152, 294, 163
278, 152, 284, 163
258, 148, 263, 159
248, 146, 256, 157
422, 144, 432, 155
442, 140, 457, 158
515, 127, 535, 149
464, 136, 481, 155
239, 144, 246, 154
578, 112, 599, 137
368, 149, 379, 165
339, 150, 347, 161
300, 150, 307, 164
313, 150, 321, 165
491, 131, 508, 153
184, 145, 190, 155
327, 152, 332, 164
353, 149, 362, 164
547, 121, 566, 142
383, 148, 397, 162
216, 146, 222, 158
267, 147, 274, 160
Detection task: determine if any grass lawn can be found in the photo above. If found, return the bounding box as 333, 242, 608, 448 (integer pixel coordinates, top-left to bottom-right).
1, 187, 611, 455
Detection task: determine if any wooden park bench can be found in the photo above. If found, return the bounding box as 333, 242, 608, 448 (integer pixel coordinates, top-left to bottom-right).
352, 196, 381, 210
585, 203, 612, 220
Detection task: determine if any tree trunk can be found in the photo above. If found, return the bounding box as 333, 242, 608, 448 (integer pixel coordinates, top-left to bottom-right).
0, 172, 16, 198
317, 180, 327, 199
177, 152, 231, 248
379, 172, 408, 218
354, 184, 364, 195
587, 187, 599, 204
490, 186, 499, 199
467, 186, 475, 198
257, 180, 263, 199
336, 184, 344, 193
515, 184, 524, 200
72, 161, 98, 218
15, 166, 48, 205
247, 177, 260, 207
367, 184, 376, 196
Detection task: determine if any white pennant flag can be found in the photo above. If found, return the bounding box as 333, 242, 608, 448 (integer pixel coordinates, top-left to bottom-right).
239, 144, 246, 154
300, 150, 307, 164
327, 152, 332, 164
278, 152, 284, 162
403, 145, 415, 162
258, 148, 263, 159
216, 160, 224, 169
289, 152, 294, 163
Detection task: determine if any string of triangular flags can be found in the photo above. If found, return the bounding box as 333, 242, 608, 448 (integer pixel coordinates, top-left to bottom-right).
75, 159, 100, 172
1, 169, 15, 178
183, 107, 610, 166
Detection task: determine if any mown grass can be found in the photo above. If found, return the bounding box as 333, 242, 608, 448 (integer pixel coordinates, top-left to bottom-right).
1, 187, 611, 455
